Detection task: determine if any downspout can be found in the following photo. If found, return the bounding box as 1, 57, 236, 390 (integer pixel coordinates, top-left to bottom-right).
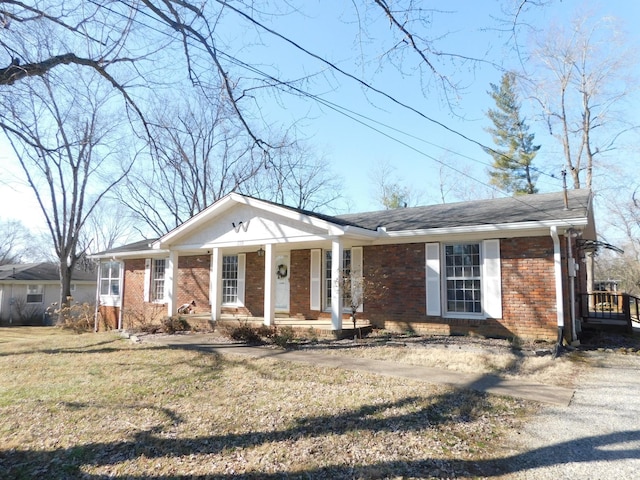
566, 230, 578, 343
550, 227, 565, 353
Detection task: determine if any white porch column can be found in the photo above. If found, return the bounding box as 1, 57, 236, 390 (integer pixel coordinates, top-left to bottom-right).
331, 239, 344, 331
166, 250, 178, 316
210, 248, 221, 321
263, 244, 275, 326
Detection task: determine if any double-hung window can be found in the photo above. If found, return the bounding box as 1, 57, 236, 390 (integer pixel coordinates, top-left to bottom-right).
151, 259, 166, 302
26, 284, 44, 304
100, 261, 120, 296
222, 255, 239, 304
444, 243, 482, 314
325, 249, 352, 309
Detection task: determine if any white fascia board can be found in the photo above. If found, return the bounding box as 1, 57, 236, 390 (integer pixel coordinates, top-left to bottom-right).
377, 218, 589, 240
175, 234, 338, 252
156, 193, 379, 248
90, 249, 171, 260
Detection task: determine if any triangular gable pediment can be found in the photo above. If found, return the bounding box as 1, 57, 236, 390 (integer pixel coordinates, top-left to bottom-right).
155, 194, 350, 250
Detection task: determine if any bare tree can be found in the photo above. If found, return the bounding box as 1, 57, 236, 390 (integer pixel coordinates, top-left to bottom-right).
368, 160, 422, 209
242, 139, 344, 212
1, 1, 506, 155
0, 219, 38, 264
0, 66, 133, 308
117, 93, 263, 237
529, 13, 637, 189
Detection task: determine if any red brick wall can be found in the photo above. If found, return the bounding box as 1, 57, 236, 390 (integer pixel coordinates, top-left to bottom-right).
245, 252, 265, 316
363, 238, 562, 341
364, 243, 426, 325
177, 255, 210, 313
116, 236, 571, 340
499, 237, 559, 340
290, 249, 313, 319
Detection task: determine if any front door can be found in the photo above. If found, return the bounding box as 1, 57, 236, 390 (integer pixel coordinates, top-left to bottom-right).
275, 254, 290, 312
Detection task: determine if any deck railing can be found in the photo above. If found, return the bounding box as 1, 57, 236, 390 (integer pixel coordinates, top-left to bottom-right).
580, 291, 640, 333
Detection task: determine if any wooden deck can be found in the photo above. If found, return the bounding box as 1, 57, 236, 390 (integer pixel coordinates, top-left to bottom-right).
580, 292, 640, 335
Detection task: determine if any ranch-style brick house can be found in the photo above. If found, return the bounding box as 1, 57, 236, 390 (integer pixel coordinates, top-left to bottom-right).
91, 189, 595, 342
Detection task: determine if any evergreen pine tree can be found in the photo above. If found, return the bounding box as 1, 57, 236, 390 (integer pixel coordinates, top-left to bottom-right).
485, 71, 540, 195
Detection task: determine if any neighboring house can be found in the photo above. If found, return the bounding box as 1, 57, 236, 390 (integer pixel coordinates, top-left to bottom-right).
91, 189, 595, 342
0, 263, 97, 325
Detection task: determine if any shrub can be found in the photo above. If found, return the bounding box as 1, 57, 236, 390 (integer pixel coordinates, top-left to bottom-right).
161, 316, 190, 334
256, 325, 276, 339
56, 302, 95, 333
124, 304, 166, 332
224, 321, 263, 344
306, 327, 318, 343
272, 326, 296, 348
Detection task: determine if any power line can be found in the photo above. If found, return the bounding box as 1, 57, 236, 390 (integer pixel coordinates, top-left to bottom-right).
88, 0, 572, 221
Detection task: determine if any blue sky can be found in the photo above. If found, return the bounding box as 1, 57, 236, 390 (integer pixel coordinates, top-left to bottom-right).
243, 0, 640, 214
1, 0, 639, 238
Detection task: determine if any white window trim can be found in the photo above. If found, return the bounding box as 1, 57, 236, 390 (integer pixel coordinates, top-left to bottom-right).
443, 242, 484, 319
151, 258, 168, 304
322, 247, 363, 313
221, 253, 246, 307
433, 240, 502, 320
26, 284, 44, 304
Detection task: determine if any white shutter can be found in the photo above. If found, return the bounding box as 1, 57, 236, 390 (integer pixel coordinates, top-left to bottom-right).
310, 249, 321, 311
351, 247, 363, 313
482, 239, 502, 318
237, 253, 246, 306
143, 259, 151, 302
425, 243, 441, 316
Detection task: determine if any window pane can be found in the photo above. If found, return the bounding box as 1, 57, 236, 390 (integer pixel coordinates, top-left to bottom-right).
26, 285, 43, 303
152, 259, 166, 302
100, 261, 120, 297
324, 249, 352, 309
222, 255, 238, 304
445, 244, 481, 313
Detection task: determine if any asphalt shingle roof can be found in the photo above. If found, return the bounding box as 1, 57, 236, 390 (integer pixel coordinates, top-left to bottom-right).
0, 263, 96, 282
97, 190, 591, 255
336, 189, 591, 231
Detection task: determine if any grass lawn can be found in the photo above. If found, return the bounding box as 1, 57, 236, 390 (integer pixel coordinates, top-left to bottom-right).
0, 327, 535, 479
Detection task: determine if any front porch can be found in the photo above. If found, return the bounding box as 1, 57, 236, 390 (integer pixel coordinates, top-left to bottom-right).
179, 313, 373, 339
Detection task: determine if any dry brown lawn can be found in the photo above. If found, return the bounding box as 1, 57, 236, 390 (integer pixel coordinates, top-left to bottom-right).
0, 327, 567, 479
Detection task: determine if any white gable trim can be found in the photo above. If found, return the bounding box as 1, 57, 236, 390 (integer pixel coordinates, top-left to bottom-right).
154, 193, 378, 248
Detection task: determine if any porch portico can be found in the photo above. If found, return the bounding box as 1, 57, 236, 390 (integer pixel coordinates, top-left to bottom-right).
153, 194, 377, 333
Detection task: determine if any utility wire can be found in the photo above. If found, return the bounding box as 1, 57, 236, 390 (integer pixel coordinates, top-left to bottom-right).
89, 0, 574, 222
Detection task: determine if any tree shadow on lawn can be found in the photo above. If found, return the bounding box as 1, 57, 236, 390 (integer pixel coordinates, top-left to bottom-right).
3, 384, 638, 479
0, 337, 127, 358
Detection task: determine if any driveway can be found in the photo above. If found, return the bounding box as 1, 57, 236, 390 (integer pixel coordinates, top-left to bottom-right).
486, 351, 640, 478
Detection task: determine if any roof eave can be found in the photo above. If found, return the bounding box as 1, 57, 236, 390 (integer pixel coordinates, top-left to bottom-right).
155, 193, 374, 248
90, 248, 171, 260
379, 218, 590, 238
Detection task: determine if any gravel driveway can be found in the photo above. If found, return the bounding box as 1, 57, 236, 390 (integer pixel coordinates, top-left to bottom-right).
488, 351, 640, 479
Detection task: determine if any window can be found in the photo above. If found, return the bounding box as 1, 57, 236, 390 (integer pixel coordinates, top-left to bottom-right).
100, 261, 120, 296
26, 284, 44, 304
445, 243, 481, 314
151, 259, 166, 302
222, 255, 239, 304
325, 249, 351, 309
